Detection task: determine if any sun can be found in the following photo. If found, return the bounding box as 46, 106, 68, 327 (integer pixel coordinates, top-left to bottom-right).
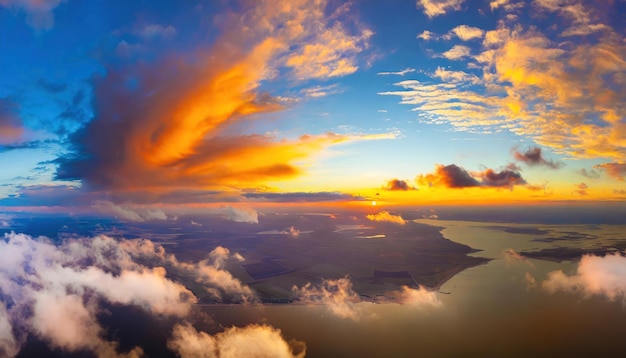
371, 201, 377, 206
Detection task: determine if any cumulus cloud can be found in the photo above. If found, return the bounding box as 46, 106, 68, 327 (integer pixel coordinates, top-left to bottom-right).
0, 232, 196, 357
221, 206, 259, 224
383, 179, 416, 191
366, 211, 406, 225
543, 253, 626, 302
513, 146, 564, 169
168, 323, 305, 358
0, 0, 65, 30
292, 277, 362, 320
417, 164, 526, 189
417, 30, 436, 40
386, 286, 442, 307
0, 231, 266, 356
417, 0, 465, 18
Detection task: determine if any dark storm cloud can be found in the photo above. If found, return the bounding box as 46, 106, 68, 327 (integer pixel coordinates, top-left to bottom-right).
513, 146, 564, 169
417, 164, 526, 189
417, 164, 480, 188
477, 168, 526, 187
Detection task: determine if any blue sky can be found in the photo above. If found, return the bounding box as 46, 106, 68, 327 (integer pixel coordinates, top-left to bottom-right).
1, 0, 626, 211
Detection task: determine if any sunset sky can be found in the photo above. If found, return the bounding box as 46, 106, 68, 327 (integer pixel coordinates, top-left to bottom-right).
2, 0, 626, 213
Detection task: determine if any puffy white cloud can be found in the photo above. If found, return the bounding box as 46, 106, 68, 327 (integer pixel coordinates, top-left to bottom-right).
543, 253, 626, 301
168, 323, 306, 358
387, 286, 442, 307
292, 277, 362, 320
221, 206, 259, 224
0, 232, 262, 356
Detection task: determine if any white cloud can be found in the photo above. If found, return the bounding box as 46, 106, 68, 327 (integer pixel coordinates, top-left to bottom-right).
417, 0, 465, 18
543, 253, 626, 302
93, 200, 168, 222
168, 323, 306, 358
221, 206, 259, 223
292, 277, 362, 320
442, 45, 471, 60
377, 68, 416, 76
0, 232, 262, 356
434, 67, 481, 84
450, 25, 484, 41
417, 30, 436, 40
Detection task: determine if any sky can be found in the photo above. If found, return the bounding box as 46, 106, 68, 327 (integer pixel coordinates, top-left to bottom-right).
1, 0, 626, 215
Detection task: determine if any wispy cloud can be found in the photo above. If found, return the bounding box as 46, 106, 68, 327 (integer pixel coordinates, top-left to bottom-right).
377, 68, 416, 76
512, 146, 564, 169
0, 98, 23, 145
449, 25, 484, 41
441, 44, 471, 60
0, 0, 65, 31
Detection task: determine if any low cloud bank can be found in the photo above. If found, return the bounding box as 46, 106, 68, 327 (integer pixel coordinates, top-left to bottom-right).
0, 232, 293, 357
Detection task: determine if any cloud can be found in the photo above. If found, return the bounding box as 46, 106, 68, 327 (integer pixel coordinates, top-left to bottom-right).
221, 206, 259, 224
0, 98, 23, 145
433, 67, 480, 84
366, 211, 406, 225
244, 191, 365, 203
292, 277, 362, 320
474, 168, 526, 187
138, 24, 176, 39
377, 68, 416, 76
386, 286, 442, 307
417, 30, 436, 40
300, 84, 341, 98
441, 45, 471, 60
93, 200, 168, 222
417, 164, 480, 188
543, 253, 626, 302
257, 226, 302, 236
534, 0, 609, 37
594, 162, 626, 181
450, 25, 484, 41
513, 146, 564, 169
381, 6, 626, 161
417, 164, 526, 188
56, 1, 380, 198
417, 0, 465, 18
168, 323, 305, 358
579, 168, 600, 179
383, 179, 416, 191
576, 182, 589, 196
0, 0, 65, 30
0, 232, 198, 357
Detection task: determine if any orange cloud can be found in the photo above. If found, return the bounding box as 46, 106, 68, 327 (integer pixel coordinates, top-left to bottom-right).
366, 211, 406, 225
57, 1, 377, 197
